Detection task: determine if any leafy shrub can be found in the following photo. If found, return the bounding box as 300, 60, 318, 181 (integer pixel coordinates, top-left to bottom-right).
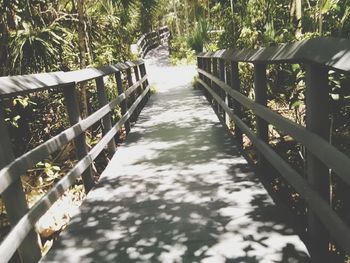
187, 19, 209, 52
169, 36, 195, 65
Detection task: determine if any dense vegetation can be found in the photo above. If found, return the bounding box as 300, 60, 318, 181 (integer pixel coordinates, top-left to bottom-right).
0, 0, 349, 261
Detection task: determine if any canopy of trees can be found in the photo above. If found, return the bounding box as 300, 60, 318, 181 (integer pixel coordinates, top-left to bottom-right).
0, 0, 167, 76
2, 0, 350, 76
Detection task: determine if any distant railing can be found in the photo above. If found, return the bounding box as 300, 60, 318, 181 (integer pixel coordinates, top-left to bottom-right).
197, 37, 350, 262
0, 60, 150, 262
136, 26, 170, 58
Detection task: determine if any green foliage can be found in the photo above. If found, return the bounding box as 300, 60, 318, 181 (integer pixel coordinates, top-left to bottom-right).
187, 19, 209, 52
150, 86, 157, 94
169, 36, 196, 65
36, 161, 61, 183
9, 23, 71, 74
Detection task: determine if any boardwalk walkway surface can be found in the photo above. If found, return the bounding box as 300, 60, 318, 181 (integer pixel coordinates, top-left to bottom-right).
42, 45, 309, 263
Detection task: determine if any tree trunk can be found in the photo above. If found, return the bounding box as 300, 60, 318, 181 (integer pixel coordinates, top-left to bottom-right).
290, 0, 296, 20
76, 0, 89, 118
295, 0, 302, 37
230, 0, 234, 17
184, 0, 189, 35
173, 0, 180, 34
207, 0, 210, 26
290, 0, 302, 38
318, 0, 324, 35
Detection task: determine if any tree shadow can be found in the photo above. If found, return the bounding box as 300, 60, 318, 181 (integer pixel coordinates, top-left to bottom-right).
42, 42, 310, 263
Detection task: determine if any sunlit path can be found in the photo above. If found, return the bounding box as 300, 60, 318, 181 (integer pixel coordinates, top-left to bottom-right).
41, 44, 309, 263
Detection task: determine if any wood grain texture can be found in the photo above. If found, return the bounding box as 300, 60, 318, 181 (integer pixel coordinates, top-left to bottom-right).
198, 78, 350, 254
198, 37, 350, 74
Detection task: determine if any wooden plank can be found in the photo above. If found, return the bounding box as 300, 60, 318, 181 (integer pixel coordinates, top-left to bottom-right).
0, 71, 71, 98
197, 68, 350, 188
212, 58, 220, 113
41, 73, 309, 262
305, 64, 331, 261
126, 68, 137, 122
197, 37, 350, 74
133, 65, 142, 118
225, 61, 232, 128
90, 84, 150, 160
0, 77, 147, 195
96, 77, 117, 156
197, 57, 203, 81
230, 62, 243, 148
205, 58, 213, 102
0, 109, 41, 263
254, 64, 269, 179
198, 78, 350, 254
0, 83, 150, 263
63, 84, 95, 192
115, 71, 130, 133
135, 26, 169, 58
219, 59, 227, 122
139, 63, 150, 103
64, 65, 119, 84
0, 60, 144, 99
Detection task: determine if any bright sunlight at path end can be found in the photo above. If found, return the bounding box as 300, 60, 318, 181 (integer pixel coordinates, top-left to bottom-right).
41, 44, 309, 263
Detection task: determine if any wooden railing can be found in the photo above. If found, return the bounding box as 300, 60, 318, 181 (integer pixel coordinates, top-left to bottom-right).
0, 60, 150, 262
136, 26, 170, 58
197, 37, 350, 262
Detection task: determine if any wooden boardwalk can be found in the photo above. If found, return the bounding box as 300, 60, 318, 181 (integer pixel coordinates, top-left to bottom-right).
42, 45, 309, 263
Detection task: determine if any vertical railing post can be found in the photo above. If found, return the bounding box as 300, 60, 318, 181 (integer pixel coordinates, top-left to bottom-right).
254, 63, 269, 173
225, 61, 232, 128
207, 58, 213, 102
133, 65, 142, 94
305, 64, 330, 262
219, 58, 226, 122
231, 62, 243, 149
95, 77, 117, 156
197, 57, 203, 82
63, 84, 95, 192
0, 110, 41, 263
203, 57, 208, 85
212, 58, 219, 111
115, 71, 131, 134
126, 68, 135, 111
133, 65, 142, 118
139, 62, 149, 103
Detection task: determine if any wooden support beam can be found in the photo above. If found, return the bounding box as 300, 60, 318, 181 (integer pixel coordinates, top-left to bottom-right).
212, 58, 219, 111
133, 65, 142, 118
230, 62, 243, 149
0, 109, 41, 263
225, 62, 232, 128
197, 57, 203, 82
305, 64, 331, 262
63, 84, 95, 192
203, 58, 207, 84
206, 58, 213, 101
115, 71, 131, 134
203, 58, 209, 98
254, 64, 269, 175
139, 63, 149, 105
126, 68, 134, 106
219, 59, 226, 121
95, 77, 116, 156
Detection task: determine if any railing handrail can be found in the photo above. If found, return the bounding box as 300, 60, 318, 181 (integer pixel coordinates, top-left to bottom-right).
0, 59, 151, 262
0, 60, 144, 98
198, 37, 350, 74
196, 39, 350, 261
135, 26, 170, 58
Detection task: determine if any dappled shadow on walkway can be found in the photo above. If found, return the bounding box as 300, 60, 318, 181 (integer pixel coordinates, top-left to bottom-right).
42, 45, 309, 263
144, 44, 171, 67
